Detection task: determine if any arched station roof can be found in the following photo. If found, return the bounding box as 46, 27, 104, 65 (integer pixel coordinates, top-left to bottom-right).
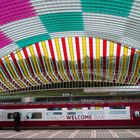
0, 0, 140, 93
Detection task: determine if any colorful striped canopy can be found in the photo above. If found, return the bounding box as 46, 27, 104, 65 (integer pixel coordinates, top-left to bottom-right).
0, 0, 140, 93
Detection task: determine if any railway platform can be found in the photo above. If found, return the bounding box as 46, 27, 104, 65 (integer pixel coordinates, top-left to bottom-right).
0, 129, 139, 139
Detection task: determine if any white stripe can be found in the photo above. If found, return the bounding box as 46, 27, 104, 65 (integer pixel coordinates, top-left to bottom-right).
109, 130, 119, 138
14, 52, 33, 86
135, 75, 140, 84
90, 130, 96, 138
26, 130, 47, 138
14, 53, 24, 77
51, 38, 64, 80
79, 37, 84, 79
27, 51, 45, 85
45, 40, 52, 62
32, 44, 42, 74
0, 79, 10, 90
48, 130, 63, 138
83, 13, 127, 35
3, 59, 14, 80
86, 37, 90, 70
59, 38, 65, 62
0, 85, 4, 90
79, 37, 83, 67
93, 38, 96, 78
22, 47, 38, 84
65, 37, 74, 80
45, 40, 59, 80
0, 69, 8, 81
26, 47, 36, 76
72, 37, 79, 79
0, 131, 13, 135
1, 17, 48, 42
112, 42, 117, 80
106, 40, 110, 78
127, 129, 140, 138
59, 38, 69, 80
50, 31, 85, 39
52, 39, 58, 61
9, 56, 21, 79
118, 45, 124, 81
100, 39, 103, 77
39, 42, 44, 57
0, 43, 18, 58
68, 130, 80, 138
31, 0, 82, 15
6, 131, 27, 138
123, 47, 131, 83
39, 42, 52, 81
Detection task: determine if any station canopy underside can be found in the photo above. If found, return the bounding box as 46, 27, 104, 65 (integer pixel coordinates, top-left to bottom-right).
0, 0, 140, 93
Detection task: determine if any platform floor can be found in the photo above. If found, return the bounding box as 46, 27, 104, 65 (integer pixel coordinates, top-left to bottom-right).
0, 129, 140, 139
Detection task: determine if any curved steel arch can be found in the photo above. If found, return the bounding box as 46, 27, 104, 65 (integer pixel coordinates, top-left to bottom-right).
0, 0, 140, 93
0, 36, 139, 93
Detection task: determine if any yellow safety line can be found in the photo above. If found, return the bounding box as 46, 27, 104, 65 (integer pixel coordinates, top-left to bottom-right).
41, 41, 58, 82
17, 51, 37, 86
109, 41, 114, 81
119, 46, 128, 83
68, 37, 79, 80
96, 38, 100, 80
82, 37, 88, 80
55, 38, 68, 81
131, 51, 140, 84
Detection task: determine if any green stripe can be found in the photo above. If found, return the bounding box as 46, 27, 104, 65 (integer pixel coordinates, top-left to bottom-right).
81, 0, 133, 17
39, 12, 84, 33
16, 34, 50, 48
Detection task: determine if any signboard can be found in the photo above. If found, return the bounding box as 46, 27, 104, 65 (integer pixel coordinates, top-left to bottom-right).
46, 107, 130, 121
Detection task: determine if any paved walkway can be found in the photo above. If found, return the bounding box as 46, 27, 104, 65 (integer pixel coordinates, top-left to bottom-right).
0, 129, 139, 139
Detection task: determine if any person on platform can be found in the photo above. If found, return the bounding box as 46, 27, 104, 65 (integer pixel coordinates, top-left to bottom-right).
14, 112, 21, 131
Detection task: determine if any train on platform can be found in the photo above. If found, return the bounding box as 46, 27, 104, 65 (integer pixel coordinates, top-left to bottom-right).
0, 102, 140, 129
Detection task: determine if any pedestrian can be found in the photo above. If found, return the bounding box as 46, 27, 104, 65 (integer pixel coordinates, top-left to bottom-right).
14, 112, 21, 131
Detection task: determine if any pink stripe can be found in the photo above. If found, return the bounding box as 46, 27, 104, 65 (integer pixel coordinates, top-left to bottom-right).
0, 0, 36, 25
0, 32, 12, 49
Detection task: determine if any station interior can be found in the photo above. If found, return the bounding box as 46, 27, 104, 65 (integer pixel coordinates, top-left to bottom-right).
0, 0, 140, 139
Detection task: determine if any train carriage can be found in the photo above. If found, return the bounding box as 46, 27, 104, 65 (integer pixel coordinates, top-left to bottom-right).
0, 102, 140, 129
